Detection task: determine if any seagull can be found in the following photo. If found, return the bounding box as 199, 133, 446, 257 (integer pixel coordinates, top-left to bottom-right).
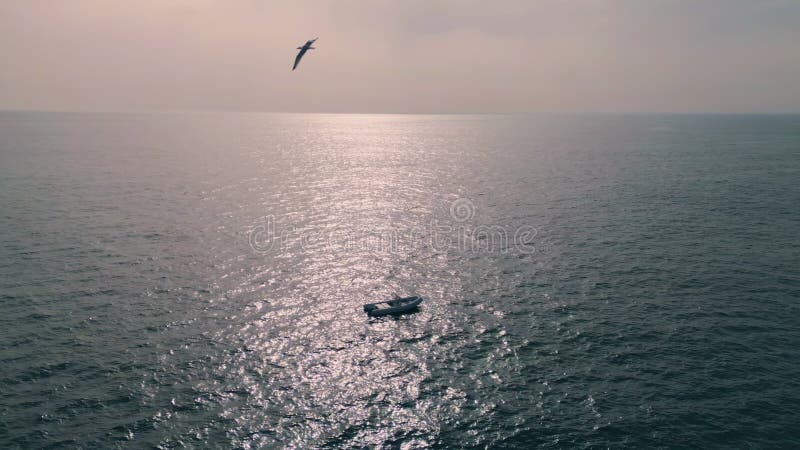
292, 37, 318, 71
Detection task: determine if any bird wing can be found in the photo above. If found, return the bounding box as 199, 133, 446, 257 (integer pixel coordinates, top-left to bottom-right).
293, 47, 307, 70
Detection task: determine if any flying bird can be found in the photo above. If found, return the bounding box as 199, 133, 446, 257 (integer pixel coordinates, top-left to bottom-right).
292, 38, 318, 71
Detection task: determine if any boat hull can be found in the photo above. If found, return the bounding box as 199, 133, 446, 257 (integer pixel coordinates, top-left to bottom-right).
364, 296, 423, 317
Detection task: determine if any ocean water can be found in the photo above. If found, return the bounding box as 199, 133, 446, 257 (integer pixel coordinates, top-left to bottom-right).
0, 112, 798, 448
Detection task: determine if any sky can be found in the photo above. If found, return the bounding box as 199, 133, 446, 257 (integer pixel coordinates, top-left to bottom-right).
1, 0, 799, 114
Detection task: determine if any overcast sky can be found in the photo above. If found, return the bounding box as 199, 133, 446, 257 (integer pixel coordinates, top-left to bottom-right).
1, 0, 799, 113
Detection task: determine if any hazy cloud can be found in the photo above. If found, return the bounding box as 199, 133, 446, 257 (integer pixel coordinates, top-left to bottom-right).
1, 0, 798, 112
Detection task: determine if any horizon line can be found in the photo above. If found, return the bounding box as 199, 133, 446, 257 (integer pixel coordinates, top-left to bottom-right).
2, 108, 800, 116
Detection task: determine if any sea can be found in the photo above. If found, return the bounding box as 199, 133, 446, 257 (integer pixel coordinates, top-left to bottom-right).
1, 112, 798, 448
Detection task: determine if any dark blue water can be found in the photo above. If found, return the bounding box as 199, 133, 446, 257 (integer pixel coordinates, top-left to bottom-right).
1, 112, 799, 448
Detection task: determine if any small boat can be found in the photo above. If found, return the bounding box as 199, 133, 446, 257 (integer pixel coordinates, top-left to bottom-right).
363, 295, 423, 317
